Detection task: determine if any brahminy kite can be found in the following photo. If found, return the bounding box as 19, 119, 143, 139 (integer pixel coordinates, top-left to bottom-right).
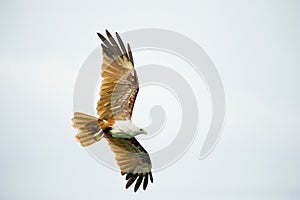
72, 30, 153, 192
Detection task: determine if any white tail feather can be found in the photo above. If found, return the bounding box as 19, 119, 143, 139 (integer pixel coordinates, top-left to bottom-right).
72, 112, 103, 147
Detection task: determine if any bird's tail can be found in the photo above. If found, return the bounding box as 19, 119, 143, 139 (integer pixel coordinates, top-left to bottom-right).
72, 112, 104, 147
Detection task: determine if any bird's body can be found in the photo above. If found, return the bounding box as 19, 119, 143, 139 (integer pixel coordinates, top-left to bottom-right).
72, 30, 153, 192
110, 120, 144, 138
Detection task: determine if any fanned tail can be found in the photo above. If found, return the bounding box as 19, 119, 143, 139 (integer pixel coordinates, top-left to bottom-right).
72, 112, 103, 147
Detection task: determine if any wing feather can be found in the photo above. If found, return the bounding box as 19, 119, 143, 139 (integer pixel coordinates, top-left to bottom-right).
116, 32, 129, 59
96, 30, 138, 129
106, 136, 153, 192
143, 174, 148, 190
134, 175, 144, 192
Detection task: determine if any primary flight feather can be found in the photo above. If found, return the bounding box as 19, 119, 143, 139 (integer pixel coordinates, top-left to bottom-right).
72, 30, 153, 192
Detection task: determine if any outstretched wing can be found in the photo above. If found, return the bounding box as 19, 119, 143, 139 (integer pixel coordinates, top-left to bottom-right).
106, 136, 153, 192
96, 30, 139, 129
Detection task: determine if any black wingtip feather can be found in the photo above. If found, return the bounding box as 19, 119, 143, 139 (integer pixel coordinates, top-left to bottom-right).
127, 43, 134, 66
149, 172, 153, 183
115, 32, 129, 59
126, 174, 138, 189
101, 44, 113, 58
98, 31, 118, 55
98, 30, 133, 59
134, 175, 144, 192
105, 29, 112, 37
124, 172, 153, 192
143, 174, 148, 190
106, 30, 122, 56
97, 32, 107, 43
126, 173, 133, 180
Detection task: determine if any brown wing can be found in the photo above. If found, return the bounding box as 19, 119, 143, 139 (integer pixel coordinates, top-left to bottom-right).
96, 30, 139, 129
106, 136, 153, 192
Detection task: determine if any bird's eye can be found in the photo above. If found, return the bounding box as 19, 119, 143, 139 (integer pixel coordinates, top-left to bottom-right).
139, 129, 143, 131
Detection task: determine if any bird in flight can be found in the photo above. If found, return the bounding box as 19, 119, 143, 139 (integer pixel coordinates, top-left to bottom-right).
72, 30, 153, 192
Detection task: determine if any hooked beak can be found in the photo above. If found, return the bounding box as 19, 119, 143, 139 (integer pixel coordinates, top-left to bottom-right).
138, 129, 147, 135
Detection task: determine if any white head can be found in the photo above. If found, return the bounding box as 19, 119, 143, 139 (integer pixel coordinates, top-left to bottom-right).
112, 120, 148, 137
133, 128, 147, 136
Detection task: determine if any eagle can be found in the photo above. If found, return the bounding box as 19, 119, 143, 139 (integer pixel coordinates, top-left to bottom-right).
72, 30, 153, 192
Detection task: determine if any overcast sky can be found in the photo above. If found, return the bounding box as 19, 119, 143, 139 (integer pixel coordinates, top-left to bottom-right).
0, 0, 300, 199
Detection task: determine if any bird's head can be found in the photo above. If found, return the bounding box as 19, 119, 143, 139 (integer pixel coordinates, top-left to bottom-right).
134, 128, 148, 136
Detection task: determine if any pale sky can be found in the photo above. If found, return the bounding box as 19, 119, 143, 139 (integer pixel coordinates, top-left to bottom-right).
1, 0, 300, 199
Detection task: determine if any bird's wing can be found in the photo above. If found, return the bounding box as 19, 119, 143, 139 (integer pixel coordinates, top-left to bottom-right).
106, 136, 153, 192
96, 30, 139, 129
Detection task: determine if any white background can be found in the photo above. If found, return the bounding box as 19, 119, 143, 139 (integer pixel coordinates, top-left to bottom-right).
0, 0, 300, 199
